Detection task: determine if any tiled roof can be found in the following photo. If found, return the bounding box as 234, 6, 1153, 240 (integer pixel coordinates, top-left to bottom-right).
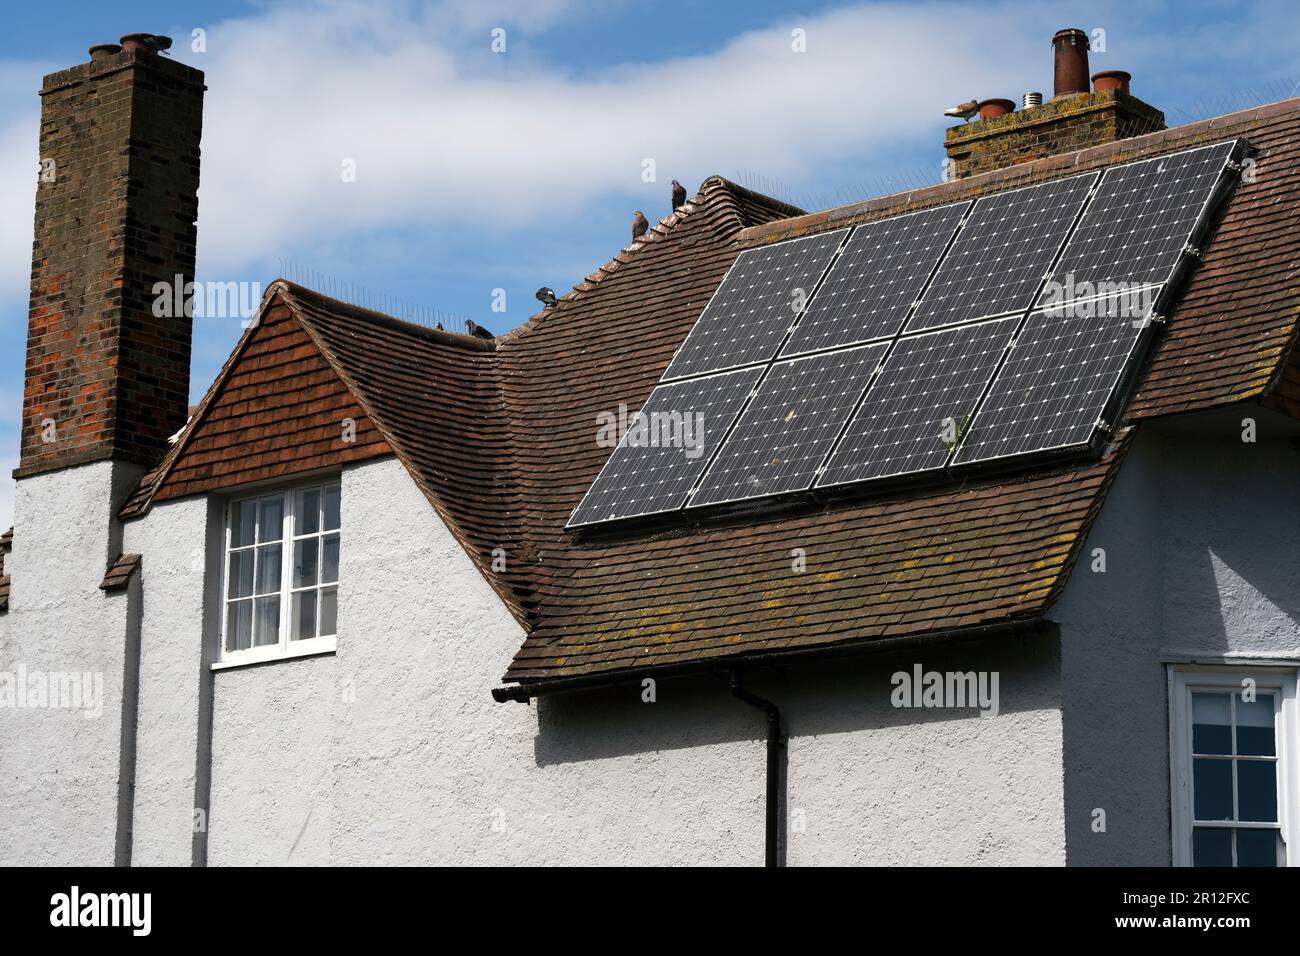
99, 553, 142, 592
494, 97, 1300, 688
117, 96, 1300, 693
122, 282, 531, 625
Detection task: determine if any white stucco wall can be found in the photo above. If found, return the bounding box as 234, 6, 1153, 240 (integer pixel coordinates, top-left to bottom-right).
0, 460, 142, 865
0, 453, 1068, 865
1053, 417, 1300, 865
200, 455, 1065, 865
121, 495, 214, 866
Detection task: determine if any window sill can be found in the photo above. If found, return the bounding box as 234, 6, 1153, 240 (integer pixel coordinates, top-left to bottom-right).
211, 636, 337, 671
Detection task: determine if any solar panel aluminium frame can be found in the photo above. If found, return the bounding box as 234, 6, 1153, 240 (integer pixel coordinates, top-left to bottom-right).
659, 227, 852, 382
1034, 139, 1246, 313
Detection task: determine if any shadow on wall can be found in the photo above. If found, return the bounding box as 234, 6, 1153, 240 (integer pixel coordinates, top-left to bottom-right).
533, 631, 1064, 865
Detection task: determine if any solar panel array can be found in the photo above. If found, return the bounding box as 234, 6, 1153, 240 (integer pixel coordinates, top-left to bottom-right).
569, 139, 1242, 529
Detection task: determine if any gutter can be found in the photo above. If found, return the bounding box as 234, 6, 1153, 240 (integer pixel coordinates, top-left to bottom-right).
492, 616, 1047, 703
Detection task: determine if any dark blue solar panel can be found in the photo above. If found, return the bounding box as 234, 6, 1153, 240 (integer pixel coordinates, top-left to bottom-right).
818, 317, 1019, 486
662, 229, 848, 381
953, 291, 1158, 465
567, 367, 763, 527
779, 203, 970, 357
906, 172, 1098, 332
1038, 140, 1238, 307
689, 343, 888, 507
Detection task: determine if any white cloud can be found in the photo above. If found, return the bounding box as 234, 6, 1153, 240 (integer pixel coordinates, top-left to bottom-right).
184, 0, 1038, 280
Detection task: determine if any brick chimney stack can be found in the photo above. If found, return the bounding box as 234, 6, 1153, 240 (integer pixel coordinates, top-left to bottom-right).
944, 28, 1165, 180
18, 37, 204, 477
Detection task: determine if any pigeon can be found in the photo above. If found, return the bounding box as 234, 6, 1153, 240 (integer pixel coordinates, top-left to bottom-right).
671, 180, 687, 209
632, 210, 649, 241
466, 320, 494, 340
944, 99, 980, 123
535, 287, 558, 308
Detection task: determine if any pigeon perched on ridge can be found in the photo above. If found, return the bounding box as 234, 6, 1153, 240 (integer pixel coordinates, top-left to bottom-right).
671, 180, 687, 209
632, 210, 649, 241
535, 287, 558, 308
944, 99, 980, 122
466, 320, 494, 340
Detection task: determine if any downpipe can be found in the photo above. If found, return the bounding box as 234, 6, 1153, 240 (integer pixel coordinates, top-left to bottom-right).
729, 670, 782, 868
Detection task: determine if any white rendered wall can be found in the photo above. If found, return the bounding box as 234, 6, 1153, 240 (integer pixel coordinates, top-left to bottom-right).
1054, 418, 1300, 865
203, 455, 1065, 865
0, 460, 140, 865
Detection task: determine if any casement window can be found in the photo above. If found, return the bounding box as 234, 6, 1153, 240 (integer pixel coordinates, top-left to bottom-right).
1169, 667, 1300, 866
221, 481, 340, 664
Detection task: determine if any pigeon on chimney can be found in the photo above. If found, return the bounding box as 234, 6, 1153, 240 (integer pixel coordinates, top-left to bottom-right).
632, 210, 649, 241
466, 320, 494, 340
535, 287, 558, 308
142, 34, 173, 54
671, 180, 687, 209
944, 99, 980, 123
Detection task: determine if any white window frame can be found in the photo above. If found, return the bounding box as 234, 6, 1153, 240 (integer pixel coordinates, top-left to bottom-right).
216, 479, 341, 668
1168, 665, 1300, 866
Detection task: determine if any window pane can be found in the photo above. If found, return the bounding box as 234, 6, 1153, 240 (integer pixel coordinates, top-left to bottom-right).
1192, 693, 1232, 754
1192, 827, 1232, 867
230, 501, 256, 548
319, 586, 338, 637
323, 485, 341, 531
292, 590, 317, 641
1237, 760, 1278, 823
1237, 695, 1276, 757
257, 496, 284, 543
253, 596, 280, 647
322, 533, 340, 584
228, 550, 254, 599
1235, 828, 1279, 867
296, 488, 321, 536
225, 600, 253, 652
255, 543, 282, 595
1193, 758, 1233, 820
294, 538, 319, 588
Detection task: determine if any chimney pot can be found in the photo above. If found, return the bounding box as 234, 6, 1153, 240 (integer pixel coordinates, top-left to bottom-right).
1092, 70, 1132, 95
1051, 28, 1091, 97
977, 98, 1016, 120
1022, 91, 1043, 109
88, 43, 122, 60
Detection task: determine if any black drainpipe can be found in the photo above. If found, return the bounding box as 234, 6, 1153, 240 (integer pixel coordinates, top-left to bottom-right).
729, 670, 781, 868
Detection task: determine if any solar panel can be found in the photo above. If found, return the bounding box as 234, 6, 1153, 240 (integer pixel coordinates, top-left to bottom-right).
779, 203, 970, 357
1038, 140, 1238, 306
689, 343, 888, 508
566, 366, 763, 527
818, 317, 1019, 487
952, 291, 1158, 466
906, 172, 1098, 333
662, 229, 848, 381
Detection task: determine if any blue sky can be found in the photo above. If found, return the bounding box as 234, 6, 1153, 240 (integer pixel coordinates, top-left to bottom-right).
0, 0, 1296, 527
